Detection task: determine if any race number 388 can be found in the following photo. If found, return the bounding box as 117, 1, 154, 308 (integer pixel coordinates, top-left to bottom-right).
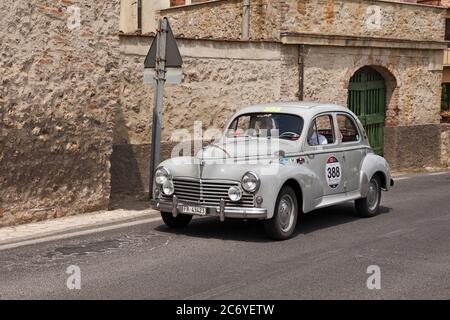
326, 156, 341, 189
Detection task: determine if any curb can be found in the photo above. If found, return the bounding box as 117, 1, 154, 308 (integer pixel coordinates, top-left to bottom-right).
0, 209, 161, 250
391, 169, 450, 178
391, 168, 450, 177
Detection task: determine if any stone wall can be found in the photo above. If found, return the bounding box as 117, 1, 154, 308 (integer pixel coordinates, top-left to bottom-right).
281, 0, 445, 42
302, 46, 443, 127
302, 45, 443, 169
159, 0, 445, 42
0, 0, 120, 226
159, 0, 280, 40
113, 36, 299, 194
385, 125, 442, 170
115, 30, 445, 189
117, 37, 298, 145
442, 124, 450, 168
1, 0, 447, 226
119, 0, 170, 35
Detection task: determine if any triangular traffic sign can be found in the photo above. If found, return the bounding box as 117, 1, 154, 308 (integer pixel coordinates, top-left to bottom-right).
144, 18, 183, 69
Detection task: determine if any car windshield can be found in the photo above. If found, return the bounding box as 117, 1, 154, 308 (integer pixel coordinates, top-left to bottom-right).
226, 113, 304, 141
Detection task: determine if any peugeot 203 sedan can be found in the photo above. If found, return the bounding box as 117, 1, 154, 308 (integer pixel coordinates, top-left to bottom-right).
151, 102, 394, 240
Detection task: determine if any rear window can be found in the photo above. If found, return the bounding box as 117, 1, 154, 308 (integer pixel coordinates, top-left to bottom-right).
337, 114, 360, 143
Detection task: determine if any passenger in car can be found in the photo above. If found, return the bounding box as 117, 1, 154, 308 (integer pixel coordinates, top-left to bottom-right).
308, 129, 328, 145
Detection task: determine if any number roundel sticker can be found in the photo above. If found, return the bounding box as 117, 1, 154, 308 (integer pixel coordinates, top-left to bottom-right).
326, 156, 341, 189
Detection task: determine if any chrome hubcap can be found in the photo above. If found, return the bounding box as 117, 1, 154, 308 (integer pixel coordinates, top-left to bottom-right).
278, 195, 295, 232
367, 179, 379, 211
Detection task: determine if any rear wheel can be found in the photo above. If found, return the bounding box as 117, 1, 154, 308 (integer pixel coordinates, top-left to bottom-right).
264, 186, 298, 240
355, 175, 382, 217
161, 212, 193, 228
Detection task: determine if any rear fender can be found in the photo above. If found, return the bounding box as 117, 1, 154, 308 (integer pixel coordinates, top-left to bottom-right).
359, 153, 392, 197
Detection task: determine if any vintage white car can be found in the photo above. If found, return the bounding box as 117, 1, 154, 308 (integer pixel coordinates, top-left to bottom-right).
151, 102, 394, 240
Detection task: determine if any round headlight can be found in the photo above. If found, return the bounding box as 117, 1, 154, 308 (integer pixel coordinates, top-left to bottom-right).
241, 172, 260, 193
162, 180, 175, 196
228, 186, 242, 202
155, 167, 171, 185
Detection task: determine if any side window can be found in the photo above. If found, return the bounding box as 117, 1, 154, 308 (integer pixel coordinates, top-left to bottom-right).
337, 114, 360, 143
308, 115, 335, 146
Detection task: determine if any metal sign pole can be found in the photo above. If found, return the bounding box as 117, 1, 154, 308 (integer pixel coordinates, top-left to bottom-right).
149, 19, 168, 199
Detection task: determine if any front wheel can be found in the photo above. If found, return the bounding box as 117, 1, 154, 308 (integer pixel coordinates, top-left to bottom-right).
264, 186, 298, 240
161, 212, 193, 228
355, 175, 382, 217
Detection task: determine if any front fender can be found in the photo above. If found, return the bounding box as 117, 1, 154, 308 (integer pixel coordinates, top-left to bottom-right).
359, 153, 392, 197
257, 164, 322, 219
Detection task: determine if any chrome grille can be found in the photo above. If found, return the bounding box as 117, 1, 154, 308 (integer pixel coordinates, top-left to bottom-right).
164, 178, 254, 207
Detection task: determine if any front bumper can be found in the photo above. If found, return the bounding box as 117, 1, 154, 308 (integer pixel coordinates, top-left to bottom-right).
150, 196, 268, 221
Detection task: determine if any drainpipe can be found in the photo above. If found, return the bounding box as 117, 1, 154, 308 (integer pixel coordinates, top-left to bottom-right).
137, 0, 142, 32
298, 44, 305, 101
242, 0, 250, 40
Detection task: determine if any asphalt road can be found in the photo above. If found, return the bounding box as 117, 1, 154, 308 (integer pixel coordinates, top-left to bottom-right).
0, 172, 449, 300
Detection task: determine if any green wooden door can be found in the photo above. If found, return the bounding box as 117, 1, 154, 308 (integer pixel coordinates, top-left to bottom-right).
347, 67, 386, 155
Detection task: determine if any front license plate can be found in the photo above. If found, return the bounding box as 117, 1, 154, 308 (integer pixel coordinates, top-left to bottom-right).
181, 205, 207, 216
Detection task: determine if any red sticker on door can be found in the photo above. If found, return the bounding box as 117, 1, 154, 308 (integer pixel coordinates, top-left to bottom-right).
326, 156, 342, 189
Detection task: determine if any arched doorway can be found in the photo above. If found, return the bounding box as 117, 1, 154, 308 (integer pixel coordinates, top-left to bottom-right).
347, 67, 386, 155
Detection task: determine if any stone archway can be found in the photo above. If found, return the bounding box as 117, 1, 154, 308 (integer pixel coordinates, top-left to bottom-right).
347, 65, 398, 156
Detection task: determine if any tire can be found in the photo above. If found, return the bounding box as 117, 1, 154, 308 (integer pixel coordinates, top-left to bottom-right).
264, 186, 298, 240
161, 212, 193, 228
355, 175, 382, 218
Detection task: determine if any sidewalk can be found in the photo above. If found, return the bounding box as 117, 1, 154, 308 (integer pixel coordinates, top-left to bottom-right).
0, 205, 161, 250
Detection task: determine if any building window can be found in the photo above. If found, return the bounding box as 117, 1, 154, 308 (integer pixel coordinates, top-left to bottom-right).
171, 0, 186, 6
120, 0, 171, 35
170, 0, 211, 6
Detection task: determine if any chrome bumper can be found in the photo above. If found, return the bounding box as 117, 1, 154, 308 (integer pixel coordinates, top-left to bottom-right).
150, 196, 267, 221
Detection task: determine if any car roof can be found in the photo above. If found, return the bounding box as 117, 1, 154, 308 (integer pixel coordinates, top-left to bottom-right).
235, 101, 353, 118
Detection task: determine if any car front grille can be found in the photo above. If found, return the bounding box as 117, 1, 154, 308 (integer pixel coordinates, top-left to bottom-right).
163, 178, 255, 207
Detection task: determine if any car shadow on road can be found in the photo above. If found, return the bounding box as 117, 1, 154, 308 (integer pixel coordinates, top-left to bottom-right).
154, 203, 392, 243
296, 203, 391, 235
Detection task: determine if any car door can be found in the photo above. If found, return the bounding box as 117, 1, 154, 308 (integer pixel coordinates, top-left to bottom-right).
335, 113, 366, 193
304, 113, 345, 197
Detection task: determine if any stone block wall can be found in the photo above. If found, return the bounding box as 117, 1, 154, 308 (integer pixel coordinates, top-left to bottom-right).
0, 0, 120, 226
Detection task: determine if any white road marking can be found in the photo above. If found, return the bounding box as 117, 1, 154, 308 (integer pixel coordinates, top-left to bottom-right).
393, 171, 449, 181
0, 217, 163, 251
393, 176, 410, 181
428, 172, 449, 176
378, 228, 413, 238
